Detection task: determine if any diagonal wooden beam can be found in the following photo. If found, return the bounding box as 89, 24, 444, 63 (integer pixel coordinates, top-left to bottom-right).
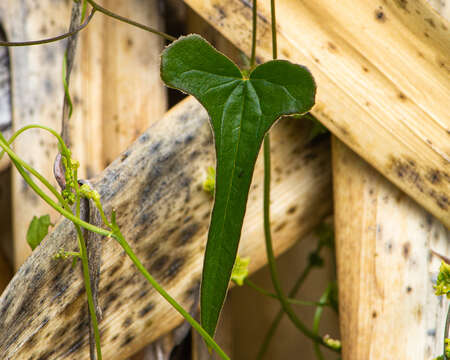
181, 0, 450, 228
0, 96, 332, 359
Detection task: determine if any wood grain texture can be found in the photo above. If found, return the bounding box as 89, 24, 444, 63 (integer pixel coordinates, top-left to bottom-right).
0, 96, 332, 359
0, 0, 70, 269
0, 18, 11, 172
333, 138, 450, 360
181, 0, 450, 228
0, 0, 167, 269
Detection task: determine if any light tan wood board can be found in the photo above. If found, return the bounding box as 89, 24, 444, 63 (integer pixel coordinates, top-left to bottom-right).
0, 18, 11, 172
333, 138, 450, 359
333, 3, 449, 359
181, 0, 450, 228
0, 96, 332, 359
0, 0, 167, 269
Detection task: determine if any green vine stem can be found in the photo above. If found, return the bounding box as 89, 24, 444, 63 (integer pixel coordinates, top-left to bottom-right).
312, 285, 333, 360
262, 0, 322, 344
244, 279, 326, 307
261, 0, 340, 355
263, 135, 326, 346
256, 238, 327, 359
0, 131, 229, 360
0, 10, 95, 47
250, 0, 257, 68
85, 0, 176, 42
0, 0, 175, 48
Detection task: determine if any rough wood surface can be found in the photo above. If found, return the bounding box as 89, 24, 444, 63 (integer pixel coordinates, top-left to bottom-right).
0, 19, 11, 172
1, 0, 71, 270
333, 138, 450, 360
0, 0, 167, 269
0, 96, 332, 359
182, 0, 450, 228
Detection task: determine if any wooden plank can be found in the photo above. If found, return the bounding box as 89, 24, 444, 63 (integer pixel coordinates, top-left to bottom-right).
333, 138, 449, 359
0, 19, 11, 172
0, 96, 332, 359
1, 0, 70, 269
181, 0, 450, 228
70, 0, 167, 173
333, 4, 449, 359
1, 0, 167, 269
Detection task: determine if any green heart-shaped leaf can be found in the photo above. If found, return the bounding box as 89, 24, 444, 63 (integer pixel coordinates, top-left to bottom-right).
161, 34, 316, 337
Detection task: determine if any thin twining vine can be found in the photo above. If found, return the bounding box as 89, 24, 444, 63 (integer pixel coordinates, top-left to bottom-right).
0, 127, 229, 360
252, 0, 341, 356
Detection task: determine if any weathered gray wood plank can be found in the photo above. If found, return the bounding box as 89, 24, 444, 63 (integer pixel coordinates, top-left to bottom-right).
0, 96, 332, 359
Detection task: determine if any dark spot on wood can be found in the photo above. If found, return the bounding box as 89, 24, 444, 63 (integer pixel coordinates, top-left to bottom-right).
212, 3, 226, 20
178, 223, 200, 245
427, 170, 442, 185
151, 141, 162, 153
108, 263, 122, 277
166, 258, 185, 279
185, 280, 200, 302
375, 8, 386, 22
394, 0, 408, 11
120, 151, 130, 162
313, 57, 320, 63
146, 243, 160, 261
397, 92, 407, 101
139, 133, 150, 143
402, 242, 411, 259
386, 242, 393, 253
184, 134, 194, 145
151, 255, 170, 272
52, 326, 68, 342
37, 350, 55, 360
424, 18, 435, 28
190, 149, 201, 160
121, 333, 135, 347
406, 286, 412, 293
287, 206, 297, 215
389, 156, 425, 193
126, 37, 134, 48
417, 51, 424, 58
104, 292, 119, 313
281, 48, 290, 58
255, 56, 264, 65
327, 42, 337, 52
67, 338, 84, 354
122, 316, 133, 328
362, 66, 369, 72
372, 310, 377, 318
138, 302, 155, 317
39, 24, 48, 35
138, 288, 149, 299
424, 32, 429, 38
274, 221, 287, 232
